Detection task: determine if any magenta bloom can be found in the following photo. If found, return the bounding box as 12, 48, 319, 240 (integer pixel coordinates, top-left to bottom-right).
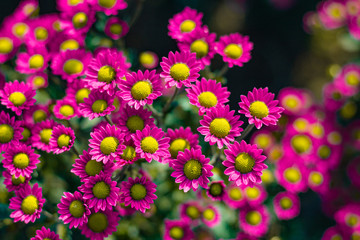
119, 176, 157, 213
115, 139, 140, 168
49, 125, 76, 154
334, 204, 360, 231
206, 180, 226, 201
224, 184, 247, 209
30, 226, 60, 240
60, 4, 95, 36
2, 169, 31, 192
242, 184, 267, 206
15, 47, 49, 74
2, 143, 40, 178
80, 172, 119, 212
239, 87, 284, 129
317, 0, 346, 29
160, 51, 201, 89
139, 51, 159, 69
31, 119, 59, 153
0, 111, 23, 152
223, 140, 267, 187
71, 149, 114, 182
202, 205, 220, 227
168, 7, 203, 41
89, 123, 125, 164
273, 191, 300, 220
307, 167, 331, 194
322, 226, 348, 240
277, 87, 313, 116
85, 48, 130, 96
171, 148, 213, 192
333, 63, 360, 96
49, 33, 85, 55
239, 205, 270, 237
198, 105, 243, 149
186, 78, 230, 116
104, 17, 129, 40
57, 0, 87, 11
58, 191, 91, 229
349, 15, 360, 40
53, 99, 78, 120
79, 90, 116, 120
0, 80, 36, 116
164, 219, 195, 240
26, 72, 48, 89
179, 201, 203, 225
88, 0, 127, 16
9, 183, 45, 223
0, 31, 20, 63
79, 209, 120, 240
215, 33, 253, 68
65, 78, 91, 106
24, 104, 50, 124
118, 70, 163, 109
132, 125, 170, 163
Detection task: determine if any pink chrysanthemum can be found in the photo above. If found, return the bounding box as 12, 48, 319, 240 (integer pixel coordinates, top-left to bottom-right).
333, 63, 360, 96
53, 99, 78, 120
24, 17, 56, 47
15, 47, 49, 74
198, 105, 243, 149
186, 77, 230, 116
307, 167, 331, 194
160, 51, 201, 89
115, 105, 155, 141
317, 0, 347, 29
223, 140, 267, 187
49, 125, 76, 154
0, 80, 36, 116
88, 0, 127, 16
58, 191, 91, 229
80, 172, 119, 212
31, 119, 59, 153
65, 78, 91, 107
250, 129, 276, 152
164, 219, 195, 240
273, 191, 301, 220
322, 226, 348, 240
168, 7, 203, 42
104, 17, 129, 40
179, 201, 203, 225
26, 72, 48, 89
119, 176, 157, 213
71, 149, 114, 182
238, 87, 284, 129
171, 148, 213, 192
57, 0, 87, 12
60, 4, 95, 36
49, 33, 85, 56
0, 31, 20, 63
202, 205, 220, 227
334, 204, 360, 231
2, 143, 40, 178
9, 183, 45, 223
2, 169, 31, 192
215, 33, 253, 68
51, 49, 92, 82
24, 104, 50, 124
239, 205, 270, 237
115, 139, 140, 168
224, 184, 247, 209
206, 180, 226, 201
323, 82, 347, 112
30, 226, 60, 240
277, 87, 313, 116
139, 51, 158, 69
132, 125, 170, 163
85, 48, 130, 96
242, 184, 267, 206
79, 209, 120, 240
79, 90, 116, 120
0, 111, 23, 152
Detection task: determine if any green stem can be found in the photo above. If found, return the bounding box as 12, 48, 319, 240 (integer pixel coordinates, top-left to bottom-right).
130, 0, 145, 27
237, 124, 255, 142
162, 88, 179, 115
104, 115, 114, 125
217, 64, 229, 77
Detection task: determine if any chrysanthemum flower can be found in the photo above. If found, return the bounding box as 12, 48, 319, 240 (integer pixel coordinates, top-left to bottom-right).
322, 226, 348, 240
335, 204, 360, 232
49, 125, 76, 154
273, 191, 300, 220
2, 143, 40, 178
317, 0, 346, 29
198, 105, 243, 149
51, 49, 92, 82
171, 148, 213, 192
0, 80, 36, 116
242, 184, 267, 206
239, 205, 270, 237
186, 78, 230, 116
88, 0, 127, 16
57, 0, 87, 12
4, 15, 30, 42
16, 47, 49, 74
53, 99, 78, 120
164, 219, 195, 240
179, 201, 203, 225
0, 31, 21, 63
160, 51, 201, 89
58, 191, 91, 229
118, 70, 163, 109
104, 17, 129, 40
201, 205, 220, 227
49, 33, 85, 55
9, 183, 45, 223
25, 18, 56, 47
132, 125, 170, 163
2, 169, 31, 192
250, 130, 275, 152
0, 111, 23, 152
32, 119, 59, 152
215, 33, 253, 68
60, 4, 95, 36
139, 51, 158, 69
115, 105, 155, 141
206, 180, 226, 201
119, 176, 157, 213
115, 139, 140, 168
115, 202, 136, 216
323, 82, 347, 111
65, 78, 91, 106
30, 226, 60, 240
79, 209, 120, 240
224, 184, 247, 209
80, 172, 119, 212
26, 72, 48, 89
275, 157, 308, 193
71, 149, 114, 182
277, 87, 312, 116
334, 64, 360, 96
24, 104, 50, 124
79, 90, 116, 120
307, 167, 330, 194
89, 123, 125, 164
238, 87, 284, 129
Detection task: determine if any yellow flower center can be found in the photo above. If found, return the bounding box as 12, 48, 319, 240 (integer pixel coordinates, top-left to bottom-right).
121, 146, 136, 161
224, 43, 243, 59
346, 72, 359, 86
29, 54, 44, 69
255, 134, 271, 149
170, 63, 190, 81
9, 92, 26, 106
60, 39, 80, 51
229, 187, 243, 200
169, 226, 184, 240
92, 181, 110, 199
59, 105, 74, 117
57, 134, 71, 148
309, 171, 323, 186
130, 183, 147, 200
291, 134, 312, 154
310, 124, 324, 138
209, 118, 231, 138
131, 81, 152, 100
318, 145, 331, 159
198, 91, 218, 108
87, 212, 108, 233
13, 153, 30, 169
0, 38, 13, 54
283, 96, 299, 109
40, 129, 52, 144
69, 0, 83, 5
180, 20, 196, 33
126, 115, 144, 133
34, 27, 48, 41
169, 138, 190, 159
11, 174, 26, 185
69, 200, 85, 218
21, 128, 31, 142
92, 99, 108, 113
329, 4, 342, 19
245, 186, 260, 199
340, 102, 357, 119
110, 23, 122, 35
99, 0, 116, 8
85, 160, 103, 176
100, 136, 119, 155
33, 76, 45, 87
347, 214, 359, 227
13, 23, 28, 38
203, 208, 215, 221
33, 110, 47, 123
0, 124, 14, 143
246, 211, 262, 226
98, 65, 116, 83
235, 153, 255, 174
209, 182, 223, 196
332, 91, 342, 100
279, 197, 293, 209
249, 101, 269, 119
284, 167, 301, 183
183, 159, 202, 180
63, 59, 84, 75
21, 195, 38, 215
186, 205, 200, 219
190, 39, 209, 58
140, 136, 159, 154
75, 88, 90, 104
261, 169, 274, 184
72, 12, 88, 29
293, 118, 308, 132
328, 132, 342, 145
139, 52, 155, 66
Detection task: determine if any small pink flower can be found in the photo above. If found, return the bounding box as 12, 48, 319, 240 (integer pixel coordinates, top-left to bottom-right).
30, 226, 60, 240
104, 17, 129, 40
60, 4, 96, 36
239, 205, 270, 237
201, 205, 220, 227
206, 180, 226, 201
168, 7, 203, 41
49, 125, 76, 154
317, 0, 347, 29
2, 169, 31, 192
0, 111, 23, 152
31, 119, 59, 153
88, 0, 127, 16
26, 72, 48, 89
79, 90, 116, 120
53, 98, 78, 120
179, 201, 203, 225
223, 184, 247, 209
16, 47, 49, 74
164, 219, 195, 240
273, 191, 300, 220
